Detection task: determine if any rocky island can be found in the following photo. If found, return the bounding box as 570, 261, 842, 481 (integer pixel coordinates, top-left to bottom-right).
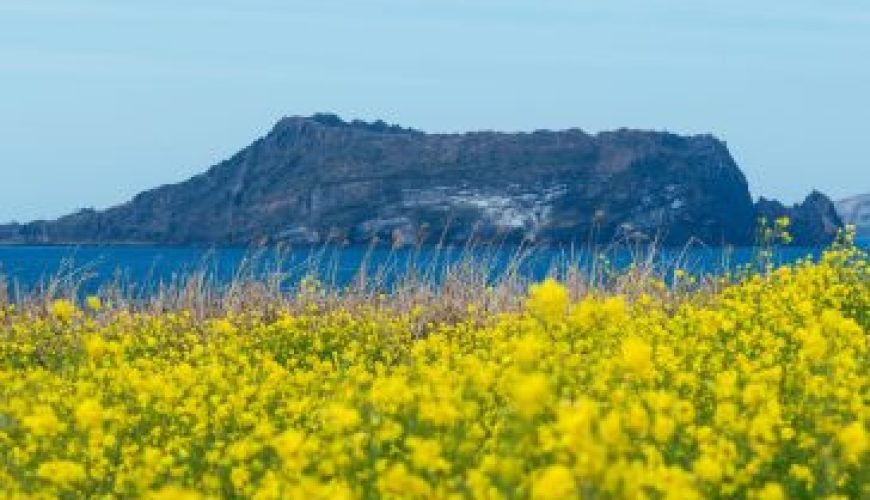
0, 114, 843, 246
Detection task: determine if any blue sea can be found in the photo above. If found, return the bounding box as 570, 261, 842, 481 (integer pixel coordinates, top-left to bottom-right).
1, 239, 866, 298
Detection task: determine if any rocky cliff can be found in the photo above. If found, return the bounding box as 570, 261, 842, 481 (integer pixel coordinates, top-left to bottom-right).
754, 192, 844, 245
0, 114, 842, 246
835, 193, 870, 237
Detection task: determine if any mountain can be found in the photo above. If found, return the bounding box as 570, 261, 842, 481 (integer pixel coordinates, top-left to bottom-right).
836, 193, 870, 237
0, 114, 842, 247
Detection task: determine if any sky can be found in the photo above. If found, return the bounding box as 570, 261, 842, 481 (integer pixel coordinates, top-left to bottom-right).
1, 0, 868, 223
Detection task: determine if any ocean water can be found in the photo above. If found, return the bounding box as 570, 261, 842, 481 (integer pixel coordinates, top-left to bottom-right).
2, 239, 866, 298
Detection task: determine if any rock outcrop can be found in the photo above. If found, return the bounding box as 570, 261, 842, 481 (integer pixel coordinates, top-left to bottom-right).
0, 114, 842, 246
754, 191, 843, 245
836, 193, 870, 238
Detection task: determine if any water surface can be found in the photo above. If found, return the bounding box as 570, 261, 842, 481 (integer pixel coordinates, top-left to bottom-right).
2, 240, 864, 298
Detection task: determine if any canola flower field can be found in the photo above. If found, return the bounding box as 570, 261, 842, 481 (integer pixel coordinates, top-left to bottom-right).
0, 239, 867, 499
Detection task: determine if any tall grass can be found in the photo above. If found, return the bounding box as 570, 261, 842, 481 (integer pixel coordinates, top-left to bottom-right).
0, 227, 816, 323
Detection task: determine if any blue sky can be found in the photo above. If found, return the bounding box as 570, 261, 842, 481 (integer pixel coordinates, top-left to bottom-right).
1, 0, 868, 222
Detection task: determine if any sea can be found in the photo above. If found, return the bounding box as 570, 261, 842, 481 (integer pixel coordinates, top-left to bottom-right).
0, 239, 867, 298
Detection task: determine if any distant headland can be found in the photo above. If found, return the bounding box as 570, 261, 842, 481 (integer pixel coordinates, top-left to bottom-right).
0, 114, 845, 247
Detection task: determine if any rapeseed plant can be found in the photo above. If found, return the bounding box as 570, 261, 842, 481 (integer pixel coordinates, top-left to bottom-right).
0, 236, 867, 498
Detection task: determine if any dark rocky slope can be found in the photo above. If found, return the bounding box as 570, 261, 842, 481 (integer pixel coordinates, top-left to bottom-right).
755, 192, 843, 245
0, 114, 842, 246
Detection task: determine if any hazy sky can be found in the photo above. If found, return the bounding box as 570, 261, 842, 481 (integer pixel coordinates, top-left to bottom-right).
1, 0, 868, 223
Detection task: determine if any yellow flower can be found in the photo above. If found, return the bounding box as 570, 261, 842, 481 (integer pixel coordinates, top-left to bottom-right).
568, 297, 596, 329
210, 318, 237, 336
375, 419, 404, 443
36, 460, 86, 487
369, 375, 413, 414
407, 437, 450, 473
598, 410, 623, 446
621, 336, 654, 379
49, 298, 76, 322
418, 400, 460, 427
83, 334, 108, 360
230, 467, 250, 490
714, 402, 739, 429
693, 455, 723, 482
321, 404, 360, 433
272, 429, 308, 471
798, 325, 827, 362
652, 415, 675, 443
510, 372, 552, 419
625, 404, 649, 436
86, 295, 102, 312
526, 278, 569, 322
788, 464, 814, 486
837, 421, 868, 464
531, 465, 576, 500
513, 334, 545, 368
601, 296, 627, 322
74, 398, 105, 430
377, 463, 431, 498
22, 406, 64, 437
674, 400, 696, 424
714, 370, 739, 399
755, 482, 785, 500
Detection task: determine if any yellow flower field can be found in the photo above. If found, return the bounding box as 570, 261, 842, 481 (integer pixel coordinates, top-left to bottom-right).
0, 240, 867, 499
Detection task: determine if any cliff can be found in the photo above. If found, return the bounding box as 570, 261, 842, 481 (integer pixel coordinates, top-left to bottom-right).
754, 191, 844, 245
0, 114, 842, 246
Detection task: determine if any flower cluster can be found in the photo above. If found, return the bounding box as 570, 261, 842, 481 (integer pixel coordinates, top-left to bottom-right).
0, 243, 867, 498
